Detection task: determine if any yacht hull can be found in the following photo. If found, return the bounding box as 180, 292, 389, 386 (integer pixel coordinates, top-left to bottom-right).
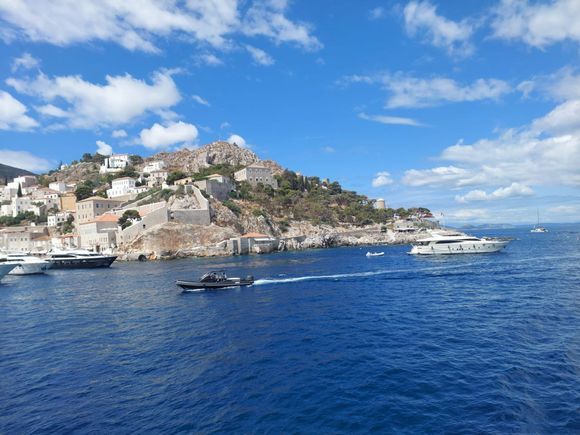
47, 256, 117, 269
9, 261, 52, 275
410, 241, 509, 255
0, 263, 17, 281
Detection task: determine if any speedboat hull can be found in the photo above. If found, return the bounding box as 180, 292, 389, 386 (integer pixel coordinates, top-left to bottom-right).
0, 263, 17, 281
47, 255, 117, 269
176, 279, 254, 291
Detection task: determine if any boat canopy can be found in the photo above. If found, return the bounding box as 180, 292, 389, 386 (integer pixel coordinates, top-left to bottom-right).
200, 271, 228, 282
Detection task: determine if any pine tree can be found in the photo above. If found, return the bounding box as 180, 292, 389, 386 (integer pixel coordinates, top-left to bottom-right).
17, 183, 22, 198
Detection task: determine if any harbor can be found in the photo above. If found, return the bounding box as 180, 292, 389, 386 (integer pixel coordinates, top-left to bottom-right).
1, 226, 579, 433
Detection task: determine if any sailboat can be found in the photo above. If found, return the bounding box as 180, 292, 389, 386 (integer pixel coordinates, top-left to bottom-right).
531, 210, 548, 233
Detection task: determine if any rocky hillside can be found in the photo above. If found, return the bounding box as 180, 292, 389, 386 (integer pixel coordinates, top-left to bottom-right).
148, 141, 261, 173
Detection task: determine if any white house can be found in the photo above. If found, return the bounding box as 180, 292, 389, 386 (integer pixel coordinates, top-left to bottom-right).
143, 160, 165, 173
49, 181, 68, 193
48, 211, 71, 227
147, 169, 169, 187
99, 154, 130, 174
107, 177, 136, 198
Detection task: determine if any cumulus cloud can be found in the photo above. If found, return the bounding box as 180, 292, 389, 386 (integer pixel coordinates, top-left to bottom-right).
358, 112, 423, 127
112, 129, 127, 138
403, 1, 475, 56
0, 91, 38, 130
192, 94, 210, 106
402, 165, 469, 187
245, 45, 275, 66
7, 70, 180, 129
140, 121, 198, 149
11, 52, 39, 72
491, 0, 580, 48
0, 1, 320, 53
343, 73, 510, 108
0, 149, 51, 172
227, 134, 247, 148
372, 171, 394, 187
96, 140, 113, 156
455, 183, 534, 203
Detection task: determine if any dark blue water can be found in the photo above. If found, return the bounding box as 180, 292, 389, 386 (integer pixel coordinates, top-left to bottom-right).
1, 226, 579, 433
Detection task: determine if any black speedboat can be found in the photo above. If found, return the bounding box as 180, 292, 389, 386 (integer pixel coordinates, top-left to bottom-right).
45, 250, 117, 269
177, 271, 254, 291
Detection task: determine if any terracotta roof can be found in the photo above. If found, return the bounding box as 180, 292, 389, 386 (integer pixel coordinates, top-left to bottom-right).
241, 232, 270, 238
94, 214, 119, 223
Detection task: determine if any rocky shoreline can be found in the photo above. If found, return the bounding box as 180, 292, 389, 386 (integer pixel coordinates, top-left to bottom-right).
115, 223, 428, 261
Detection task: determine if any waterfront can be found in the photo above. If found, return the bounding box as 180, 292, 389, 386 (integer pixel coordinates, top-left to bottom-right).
1, 226, 579, 433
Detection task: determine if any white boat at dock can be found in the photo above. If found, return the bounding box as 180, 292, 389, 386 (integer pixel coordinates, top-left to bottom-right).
0, 253, 53, 275
409, 231, 510, 255
0, 263, 17, 281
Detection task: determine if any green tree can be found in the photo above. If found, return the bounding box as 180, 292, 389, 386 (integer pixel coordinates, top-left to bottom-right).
118, 209, 141, 230
129, 155, 144, 166
74, 180, 95, 200
166, 170, 187, 185
17, 184, 22, 197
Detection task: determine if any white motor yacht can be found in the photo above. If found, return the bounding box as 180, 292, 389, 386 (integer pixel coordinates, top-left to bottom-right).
0, 253, 53, 275
409, 231, 510, 255
0, 263, 17, 281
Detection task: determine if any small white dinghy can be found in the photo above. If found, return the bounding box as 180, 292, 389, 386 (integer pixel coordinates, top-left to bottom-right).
366, 251, 384, 257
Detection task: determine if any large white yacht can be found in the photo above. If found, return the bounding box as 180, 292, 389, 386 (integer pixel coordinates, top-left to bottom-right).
409, 231, 510, 255
45, 249, 117, 269
0, 253, 53, 275
0, 263, 17, 281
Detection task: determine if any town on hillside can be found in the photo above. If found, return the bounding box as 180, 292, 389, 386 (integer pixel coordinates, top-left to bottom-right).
0, 141, 435, 258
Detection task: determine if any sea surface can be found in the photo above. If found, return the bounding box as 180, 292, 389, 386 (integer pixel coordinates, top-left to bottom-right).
1, 225, 579, 433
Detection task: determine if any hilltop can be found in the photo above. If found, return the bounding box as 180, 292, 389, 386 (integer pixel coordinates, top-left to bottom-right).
0, 163, 35, 182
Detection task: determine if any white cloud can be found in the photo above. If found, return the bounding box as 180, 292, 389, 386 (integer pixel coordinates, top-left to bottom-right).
372, 171, 394, 187
220, 121, 231, 130
242, 0, 323, 51
343, 73, 511, 108
0, 149, 51, 172
322, 146, 335, 153
7, 70, 181, 129
192, 94, 210, 106
112, 129, 127, 138
402, 165, 469, 187
455, 182, 534, 203
0, 1, 320, 53
11, 52, 39, 72
369, 7, 386, 20
96, 140, 113, 156
196, 53, 224, 66
491, 0, 580, 48
0, 91, 38, 130
245, 45, 275, 66
226, 134, 247, 148
403, 1, 475, 56
358, 112, 423, 127
35, 104, 68, 118
140, 121, 198, 149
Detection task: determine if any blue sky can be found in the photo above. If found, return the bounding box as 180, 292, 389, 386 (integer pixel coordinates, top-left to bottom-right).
0, 0, 579, 224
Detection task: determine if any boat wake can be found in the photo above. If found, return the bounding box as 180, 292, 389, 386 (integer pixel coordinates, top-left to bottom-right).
253, 263, 477, 286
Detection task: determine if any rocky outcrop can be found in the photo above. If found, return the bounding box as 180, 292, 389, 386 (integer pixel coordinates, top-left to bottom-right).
149, 141, 260, 173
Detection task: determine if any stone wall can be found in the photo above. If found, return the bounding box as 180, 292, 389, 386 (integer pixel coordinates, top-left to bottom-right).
119, 204, 169, 244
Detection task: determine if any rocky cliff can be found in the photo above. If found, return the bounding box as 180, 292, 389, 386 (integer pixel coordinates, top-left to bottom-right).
148, 141, 260, 173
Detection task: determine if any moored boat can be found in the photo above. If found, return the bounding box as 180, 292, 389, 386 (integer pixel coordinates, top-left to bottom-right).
409, 231, 510, 255
45, 249, 117, 269
177, 271, 254, 291
0, 253, 52, 275
531, 210, 548, 233
0, 263, 17, 281
366, 251, 384, 257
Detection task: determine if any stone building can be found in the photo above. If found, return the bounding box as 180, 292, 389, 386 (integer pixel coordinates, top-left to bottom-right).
194, 174, 235, 201
234, 163, 278, 189
78, 214, 119, 251
76, 196, 123, 224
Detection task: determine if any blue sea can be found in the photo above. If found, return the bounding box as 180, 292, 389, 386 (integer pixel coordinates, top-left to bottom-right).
1, 226, 579, 433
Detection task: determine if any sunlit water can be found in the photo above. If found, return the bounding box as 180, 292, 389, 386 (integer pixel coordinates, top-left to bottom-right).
1, 226, 579, 433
